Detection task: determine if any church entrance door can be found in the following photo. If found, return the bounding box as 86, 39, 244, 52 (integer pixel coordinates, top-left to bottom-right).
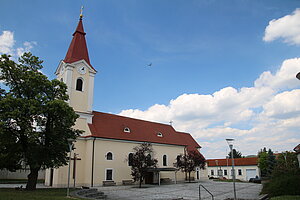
145, 172, 154, 184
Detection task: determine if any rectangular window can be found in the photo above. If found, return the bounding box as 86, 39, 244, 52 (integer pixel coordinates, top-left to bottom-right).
106, 169, 113, 180
224, 169, 227, 176
211, 170, 214, 175
238, 169, 242, 176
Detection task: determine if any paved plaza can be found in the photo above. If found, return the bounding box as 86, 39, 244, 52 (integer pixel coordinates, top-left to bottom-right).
97, 180, 262, 200
0, 180, 262, 200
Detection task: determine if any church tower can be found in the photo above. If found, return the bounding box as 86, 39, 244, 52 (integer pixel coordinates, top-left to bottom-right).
55, 14, 97, 126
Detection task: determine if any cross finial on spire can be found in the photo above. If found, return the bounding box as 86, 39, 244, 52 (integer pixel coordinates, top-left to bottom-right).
79, 6, 84, 19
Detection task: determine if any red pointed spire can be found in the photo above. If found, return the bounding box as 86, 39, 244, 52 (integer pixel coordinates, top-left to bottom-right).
64, 17, 92, 67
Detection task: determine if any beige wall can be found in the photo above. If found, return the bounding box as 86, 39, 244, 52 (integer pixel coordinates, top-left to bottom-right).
46, 137, 204, 187
56, 60, 96, 115
0, 169, 45, 180
45, 140, 88, 187
92, 139, 186, 186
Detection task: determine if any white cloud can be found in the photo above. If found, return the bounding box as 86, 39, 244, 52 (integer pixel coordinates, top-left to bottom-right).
0, 30, 37, 58
263, 8, 300, 45
262, 89, 300, 119
119, 58, 300, 158
255, 58, 300, 90
0, 31, 15, 55
16, 41, 37, 57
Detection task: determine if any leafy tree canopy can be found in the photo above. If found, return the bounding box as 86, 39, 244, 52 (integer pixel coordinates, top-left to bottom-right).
174, 150, 206, 182
258, 147, 276, 178
273, 151, 298, 175
0, 53, 82, 190
261, 151, 300, 197
228, 149, 243, 158
129, 143, 158, 188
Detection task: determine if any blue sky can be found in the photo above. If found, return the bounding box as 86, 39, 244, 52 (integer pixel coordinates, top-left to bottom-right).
1, 0, 300, 158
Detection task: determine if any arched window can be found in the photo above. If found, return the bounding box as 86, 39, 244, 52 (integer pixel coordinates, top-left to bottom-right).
163, 155, 167, 166
128, 153, 133, 166
76, 78, 83, 91
106, 152, 113, 160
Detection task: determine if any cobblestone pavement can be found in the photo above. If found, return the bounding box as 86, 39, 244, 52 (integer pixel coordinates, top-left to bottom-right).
97, 180, 262, 200
0, 180, 262, 200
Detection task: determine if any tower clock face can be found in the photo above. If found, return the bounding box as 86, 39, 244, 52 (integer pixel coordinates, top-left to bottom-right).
77, 66, 87, 75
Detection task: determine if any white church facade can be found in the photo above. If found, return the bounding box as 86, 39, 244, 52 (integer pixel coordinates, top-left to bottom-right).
45, 15, 205, 187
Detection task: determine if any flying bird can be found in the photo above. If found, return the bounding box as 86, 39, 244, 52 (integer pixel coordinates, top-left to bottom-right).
147, 63, 152, 67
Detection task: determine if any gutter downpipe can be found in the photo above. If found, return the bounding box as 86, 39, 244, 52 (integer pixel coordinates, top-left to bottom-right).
91, 137, 96, 187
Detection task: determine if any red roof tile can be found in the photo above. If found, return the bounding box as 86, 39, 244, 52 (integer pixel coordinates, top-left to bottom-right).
64, 18, 96, 71
207, 157, 258, 167
87, 111, 201, 151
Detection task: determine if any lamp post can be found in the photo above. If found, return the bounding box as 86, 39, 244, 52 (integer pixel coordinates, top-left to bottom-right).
215, 160, 218, 178
67, 139, 75, 197
226, 138, 237, 200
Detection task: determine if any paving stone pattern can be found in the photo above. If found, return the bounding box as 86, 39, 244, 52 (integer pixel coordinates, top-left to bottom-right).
0, 180, 262, 200
97, 180, 262, 200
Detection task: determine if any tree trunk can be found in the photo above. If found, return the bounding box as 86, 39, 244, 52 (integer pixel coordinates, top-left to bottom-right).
188, 172, 191, 182
139, 177, 142, 188
26, 167, 40, 190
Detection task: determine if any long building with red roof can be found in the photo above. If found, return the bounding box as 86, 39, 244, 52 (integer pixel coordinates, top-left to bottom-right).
45, 14, 205, 187
206, 157, 260, 181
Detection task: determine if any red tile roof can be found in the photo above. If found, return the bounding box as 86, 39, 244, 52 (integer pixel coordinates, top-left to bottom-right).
206, 157, 258, 167
87, 111, 201, 151
64, 18, 96, 71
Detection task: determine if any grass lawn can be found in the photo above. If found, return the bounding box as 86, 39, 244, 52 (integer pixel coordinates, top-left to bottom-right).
213, 179, 244, 183
270, 196, 300, 200
0, 188, 82, 200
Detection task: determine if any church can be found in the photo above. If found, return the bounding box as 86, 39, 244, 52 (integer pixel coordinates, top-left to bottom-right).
45, 14, 205, 187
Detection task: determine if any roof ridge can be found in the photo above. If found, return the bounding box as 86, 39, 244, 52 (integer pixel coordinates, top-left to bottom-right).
92, 110, 174, 127
207, 157, 258, 161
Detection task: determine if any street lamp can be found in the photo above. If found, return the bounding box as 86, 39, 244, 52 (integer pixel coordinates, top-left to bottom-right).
226, 138, 237, 200
67, 138, 75, 197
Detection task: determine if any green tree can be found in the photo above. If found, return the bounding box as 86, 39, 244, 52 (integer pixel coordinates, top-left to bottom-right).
129, 143, 158, 188
262, 151, 300, 197
228, 149, 242, 158
174, 150, 206, 182
258, 147, 276, 178
0, 53, 82, 190
273, 151, 298, 174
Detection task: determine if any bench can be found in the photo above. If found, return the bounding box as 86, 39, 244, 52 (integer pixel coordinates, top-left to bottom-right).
102, 180, 116, 186
122, 180, 134, 185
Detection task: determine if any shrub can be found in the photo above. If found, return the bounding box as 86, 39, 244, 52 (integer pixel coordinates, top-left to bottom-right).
262, 169, 300, 197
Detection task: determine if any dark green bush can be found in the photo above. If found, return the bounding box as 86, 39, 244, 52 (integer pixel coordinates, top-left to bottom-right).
262, 169, 300, 197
